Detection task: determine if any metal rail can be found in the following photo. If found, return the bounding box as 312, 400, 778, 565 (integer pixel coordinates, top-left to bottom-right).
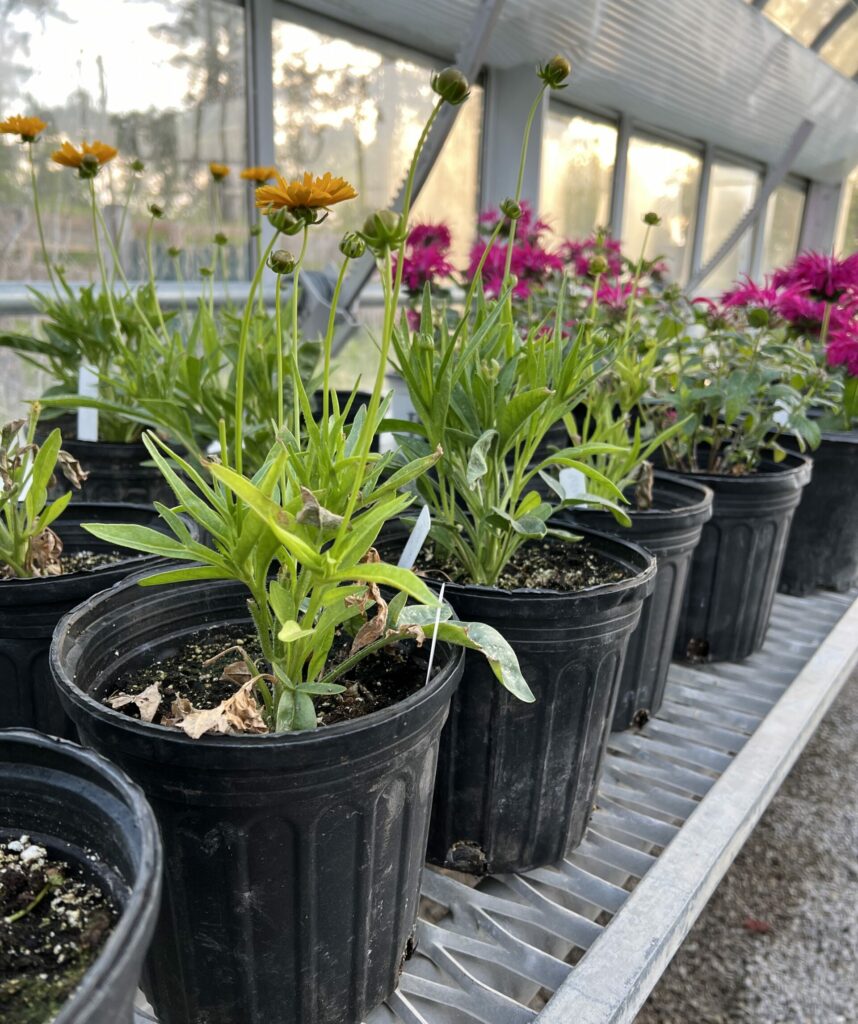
134, 587, 858, 1024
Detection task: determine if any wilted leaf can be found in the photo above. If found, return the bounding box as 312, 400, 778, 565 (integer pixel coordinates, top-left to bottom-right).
26, 527, 63, 577
166, 680, 267, 739
350, 583, 389, 653
106, 682, 162, 724
56, 449, 89, 489
296, 486, 345, 529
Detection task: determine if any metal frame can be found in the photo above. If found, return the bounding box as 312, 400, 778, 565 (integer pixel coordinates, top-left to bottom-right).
134, 587, 858, 1024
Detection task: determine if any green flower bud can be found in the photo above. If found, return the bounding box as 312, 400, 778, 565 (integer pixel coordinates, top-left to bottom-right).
199, 266, 213, 278
214, 231, 228, 246
588, 254, 609, 276
268, 248, 297, 275
359, 210, 407, 255
537, 55, 572, 89
500, 198, 522, 221
249, 224, 262, 237
431, 67, 470, 105
643, 211, 661, 226
415, 330, 435, 351
266, 206, 303, 235
339, 231, 366, 259
78, 152, 100, 179
167, 246, 182, 258
747, 307, 770, 329
130, 158, 145, 173
148, 202, 164, 219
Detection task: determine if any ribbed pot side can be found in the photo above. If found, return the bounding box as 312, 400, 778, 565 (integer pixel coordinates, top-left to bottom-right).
50, 575, 463, 1024
424, 528, 656, 875
566, 472, 713, 731
671, 453, 811, 662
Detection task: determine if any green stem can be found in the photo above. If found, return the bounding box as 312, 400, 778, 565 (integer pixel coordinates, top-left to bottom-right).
4, 880, 55, 924
322, 255, 351, 430
27, 143, 58, 296
501, 83, 548, 288
89, 178, 124, 348
146, 216, 170, 339
290, 227, 310, 444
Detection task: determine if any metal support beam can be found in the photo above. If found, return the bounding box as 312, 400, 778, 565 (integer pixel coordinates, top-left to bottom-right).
687, 119, 814, 294
810, 2, 855, 51
799, 180, 843, 253
689, 143, 713, 279
609, 114, 631, 238
244, 0, 277, 267
338, 0, 505, 315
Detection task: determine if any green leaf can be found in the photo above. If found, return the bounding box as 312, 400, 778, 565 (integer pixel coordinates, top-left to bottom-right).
497, 388, 552, 449
434, 620, 534, 703
83, 523, 194, 561
137, 564, 234, 586
278, 620, 315, 643
329, 561, 440, 606
466, 429, 497, 488
26, 428, 62, 522
295, 681, 346, 696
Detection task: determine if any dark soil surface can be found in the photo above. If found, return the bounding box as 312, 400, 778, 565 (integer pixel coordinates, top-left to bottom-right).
0, 835, 116, 1024
60, 551, 123, 574
106, 625, 433, 730
418, 537, 632, 591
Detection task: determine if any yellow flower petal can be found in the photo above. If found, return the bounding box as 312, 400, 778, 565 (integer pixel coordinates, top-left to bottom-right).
255, 171, 357, 211
0, 115, 47, 141
240, 165, 277, 183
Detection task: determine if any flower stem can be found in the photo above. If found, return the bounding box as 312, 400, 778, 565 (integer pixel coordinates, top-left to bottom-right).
502, 83, 548, 288
28, 143, 58, 296
290, 227, 310, 444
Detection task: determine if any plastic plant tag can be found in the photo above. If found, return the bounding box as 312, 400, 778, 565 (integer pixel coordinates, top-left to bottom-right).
397, 505, 431, 569
77, 364, 99, 442
559, 467, 588, 500
425, 581, 446, 686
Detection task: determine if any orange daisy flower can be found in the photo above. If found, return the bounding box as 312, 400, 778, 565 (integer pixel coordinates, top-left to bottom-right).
209, 162, 230, 181
240, 166, 277, 183
0, 115, 47, 141
255, 171, 357, 212
51, 140, 118, 174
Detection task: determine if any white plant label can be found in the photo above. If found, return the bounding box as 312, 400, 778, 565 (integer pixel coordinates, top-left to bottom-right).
77, 364, 99, 442
397, 505, 431, 569
559, 467, 588, 500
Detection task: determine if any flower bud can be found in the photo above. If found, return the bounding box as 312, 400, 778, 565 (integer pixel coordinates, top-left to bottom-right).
500, 198, 522, 220
747, 307, 770, 329
167, 246, 182, 258
415, 330, 435, 351
130, 158, 145, 173
431, 67, 470, 105
148, 202, 164, 219
268, 248, 297, 275
214, 231, 228, 246
537, 55, 572, 89
78, 152, 100, 179
643, 211, 661, 226
266, 206, 303, 235
359, 210, 407, 254
339, 231, 366, 259
588, 254, 608, 276
249, 224, 262, 237
199, 266, 213, 278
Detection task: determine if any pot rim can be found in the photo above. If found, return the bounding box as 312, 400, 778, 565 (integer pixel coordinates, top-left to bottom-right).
572, 469, 714, 522
659, 450, 811, 487
50, 573, 466, 752
0, 727, 161, 1024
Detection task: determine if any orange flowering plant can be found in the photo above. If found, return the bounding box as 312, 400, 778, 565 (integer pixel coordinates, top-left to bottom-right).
80, 67, 531, 734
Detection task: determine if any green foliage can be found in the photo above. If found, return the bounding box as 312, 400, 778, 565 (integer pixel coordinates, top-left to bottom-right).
0, 406, 85, 578
646, 304, 830, 474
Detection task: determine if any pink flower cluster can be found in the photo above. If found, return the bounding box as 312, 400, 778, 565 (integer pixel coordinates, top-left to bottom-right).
719, 253, 858, 376
469, 202, 563, 299
560, 235, 623, 278
395, 223, 454, 295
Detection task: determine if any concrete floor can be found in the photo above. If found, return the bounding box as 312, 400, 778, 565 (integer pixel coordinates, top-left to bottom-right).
635, 668, 858, 1024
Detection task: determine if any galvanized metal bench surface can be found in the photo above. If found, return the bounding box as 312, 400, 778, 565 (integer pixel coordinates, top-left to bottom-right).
134, 588, 858, 1024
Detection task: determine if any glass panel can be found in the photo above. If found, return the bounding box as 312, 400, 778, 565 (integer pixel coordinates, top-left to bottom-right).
271, 18, 482, 269
698, 161, 760, 295
836, 166, 858, 254
0, 0, 249, 283
763, 0, 846, 46
761, 182, 806, 275
622, 136, 702, 284
819, 9, 858, 77
539, 107, 616, 240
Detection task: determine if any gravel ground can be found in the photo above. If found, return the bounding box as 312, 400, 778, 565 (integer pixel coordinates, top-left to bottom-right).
635, 668, 858, 1024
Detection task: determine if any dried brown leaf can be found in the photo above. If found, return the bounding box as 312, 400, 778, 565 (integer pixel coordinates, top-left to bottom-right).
26, 527, 63, 577
166, 680, 268, 739
106, 682, 163, 723
56, 449, 89, 489
350, 583, 388, 654
296, 487, 344, 529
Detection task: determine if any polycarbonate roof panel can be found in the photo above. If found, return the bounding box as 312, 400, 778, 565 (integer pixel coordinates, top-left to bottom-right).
763, 0, 848, 47
283, 0, 858, 182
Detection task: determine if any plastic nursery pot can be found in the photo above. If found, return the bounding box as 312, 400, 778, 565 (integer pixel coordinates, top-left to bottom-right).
670, 452, 812, 662
404, 526, 656, 875
779, 426, 858, 595
57, 435, 175, 505
312, 389, 379, 452
0, 503, 202, 738
50, 575, 464, 1024
0, 728, 162, 1024
565, 471, 713, 731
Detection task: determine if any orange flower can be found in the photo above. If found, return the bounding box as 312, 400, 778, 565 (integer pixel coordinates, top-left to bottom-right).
240, 166, 277, 183
209, 162, 230, 181
51, 140, 117, 177
255, 171, 357, 212
0, 115, 47, 141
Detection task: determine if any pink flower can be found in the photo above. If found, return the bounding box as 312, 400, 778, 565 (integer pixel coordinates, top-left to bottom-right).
597, 280, 639, 309
772, 252, 858, 301
394, 222, 454, 294
406, 223, 452, 250
721, 276, 781, 312
826, 330, 858, 376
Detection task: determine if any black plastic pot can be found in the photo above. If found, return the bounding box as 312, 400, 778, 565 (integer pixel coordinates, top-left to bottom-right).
59, 436, 174, 505
0, 728, 161, 1024
0, 503, 200, 738
565, 472, 713, 731
779, 427, 858, 595
671, 453, 812, 662
50, 575, 464, 1024
417, 528, 656, 874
